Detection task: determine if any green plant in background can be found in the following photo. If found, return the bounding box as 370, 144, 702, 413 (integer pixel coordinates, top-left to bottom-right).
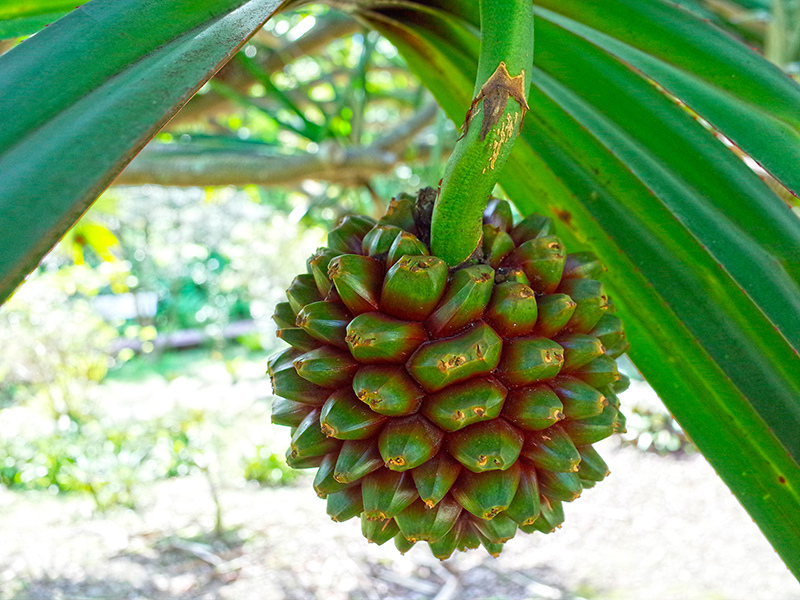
113, 8, 443, 224
0, 270, 188, 510
243, 445, 301, 487
0, 0, 799, 580
0, 264, 120, 412
0, 242, 299, 513
698, 0, 800, 70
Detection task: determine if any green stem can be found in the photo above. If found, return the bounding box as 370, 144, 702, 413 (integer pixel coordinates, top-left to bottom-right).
430, 0, 534, 266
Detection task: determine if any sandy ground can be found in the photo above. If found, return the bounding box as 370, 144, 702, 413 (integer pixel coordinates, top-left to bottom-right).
1, 436, 798, 600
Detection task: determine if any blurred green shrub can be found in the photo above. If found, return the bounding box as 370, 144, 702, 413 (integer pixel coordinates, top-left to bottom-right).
0, 410, 207, 510
243, 445, 300, 487
616, 359, 697, 456
0, 270, 208, 509
620, 405, 697, 456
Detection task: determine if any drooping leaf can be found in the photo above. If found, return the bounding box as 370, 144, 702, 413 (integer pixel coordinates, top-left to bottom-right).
0, 0, 286, 302
360, 0, 800, 578
531, 1, 800, 198
0, 0, 86, 39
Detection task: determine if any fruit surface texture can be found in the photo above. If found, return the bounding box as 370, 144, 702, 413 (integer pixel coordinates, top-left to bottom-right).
268, 190, 628, 558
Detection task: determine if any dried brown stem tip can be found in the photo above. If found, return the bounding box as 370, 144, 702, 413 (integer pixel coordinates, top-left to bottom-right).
462, 61, 530, 141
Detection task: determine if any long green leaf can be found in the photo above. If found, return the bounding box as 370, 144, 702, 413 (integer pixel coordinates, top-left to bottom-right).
0, 0, 81, 17
424, 0, 800, 198
0, 0, 86, 39
0, 0, 286, 302
531, 0, 800, 198
361, 1, 800, 578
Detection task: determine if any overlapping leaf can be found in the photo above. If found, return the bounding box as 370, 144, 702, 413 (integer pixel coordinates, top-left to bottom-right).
0, 0, 87, 39
359, 0, 800, 578
0, 0, 286, 302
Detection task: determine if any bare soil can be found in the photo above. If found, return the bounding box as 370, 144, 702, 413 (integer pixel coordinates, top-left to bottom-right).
1, 439, 798, 600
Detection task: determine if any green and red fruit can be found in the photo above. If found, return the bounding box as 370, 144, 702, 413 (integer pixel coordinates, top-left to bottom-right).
267, 190, 628, 557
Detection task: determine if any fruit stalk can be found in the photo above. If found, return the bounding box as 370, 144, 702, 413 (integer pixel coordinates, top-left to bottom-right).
431, 0, 534, 266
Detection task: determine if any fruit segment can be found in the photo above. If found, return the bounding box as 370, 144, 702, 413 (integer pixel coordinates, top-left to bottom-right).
378, 414, 444, 471
268, 348, 330, 405
558, 278, 610, 334
589, 313, 626, 350
520, 496, 565, 534
454, 517, 482, 552
471, 512, 517, 544
327, 485, 364, 522
521, 424, 581, 473
345, 312, 428, 364
307, 247, 340, 297
293, 346, 359, 388
271, 397, 315, 428
451, 462, 521, 520
557, 333, 606, 371
288, 409, 341, 466
276, 327, 321, 352
334, 439, 384, 484
482, 225, 516, 268
577, 444, 611, 483
394, 533, 416, 554
352, 365, 425, 416
314, 452, 351, 498
427, 519, 460, 559
502, 384, 564, 431
362, 469, 419, 520
380, 255, 448, 321
510, 214, 552, 246
386, 231, 428, 268
421, 376, 507, 432
503, 236, 566, 295
539, 469, 583, 503
272, 301, 297, 329
445, 418, 524, 472
395, 497, 462, 542
562, 251, 606, 280
320, 388, 387, 440
484, 282, 538, 338
406, 322, 503, 392
361, 514, 400, 545
484, 198, 514, 232
552, 376, 608, 420
378, 196, 417, 233
328, 254, 383, 315
504, 461, 541, 526
362, 225, 403, 257
296, 301, 351, 350
286, 273, 323, 314
534, 294, 577, 338
572, 355, 621, 388
496, 266, 531, 286
496, 336, 564, 388
425, 265, 495, 337
327, 215, 376, 254
411, 451, 462, 507
564, 403, 625, 445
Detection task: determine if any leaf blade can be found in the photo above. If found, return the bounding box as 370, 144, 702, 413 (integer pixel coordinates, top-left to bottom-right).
531, 0, 800, 197
0, 0, 286, 302
362, 1, 800, 578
